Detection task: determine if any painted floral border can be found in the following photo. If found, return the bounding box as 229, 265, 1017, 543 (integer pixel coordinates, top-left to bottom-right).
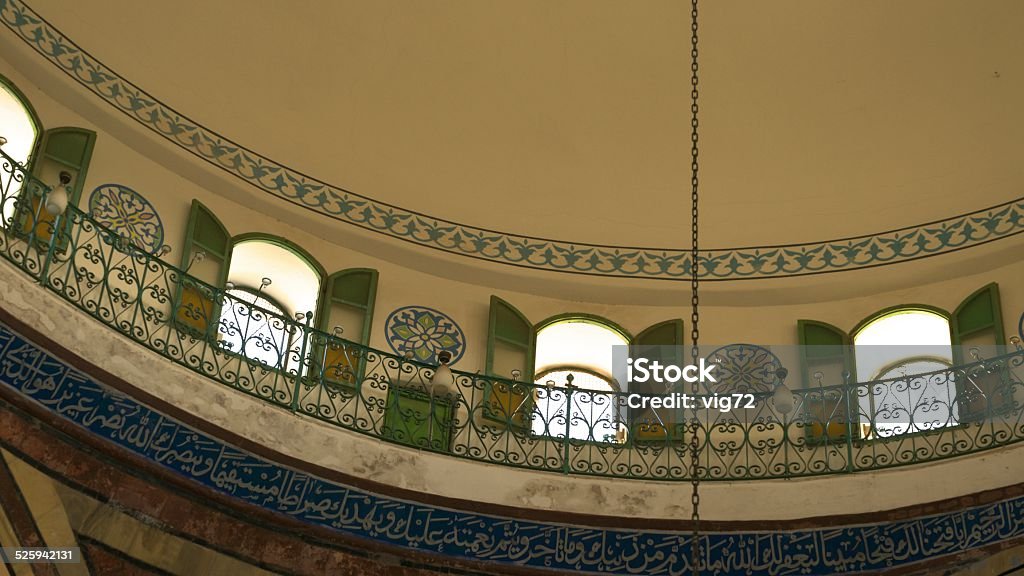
3, 0, 1023, 280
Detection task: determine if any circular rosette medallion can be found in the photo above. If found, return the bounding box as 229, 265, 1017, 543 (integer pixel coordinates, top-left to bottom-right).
385, 306, 466, 365
706, 344, 782, 394
88, 184, 164, 253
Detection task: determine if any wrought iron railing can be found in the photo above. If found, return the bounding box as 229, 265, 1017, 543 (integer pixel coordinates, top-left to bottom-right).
2, 147, 1023, 480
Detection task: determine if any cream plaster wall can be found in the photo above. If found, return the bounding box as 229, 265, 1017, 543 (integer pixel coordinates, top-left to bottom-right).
19, 0, 1024, 252
2, 47, 1023, 379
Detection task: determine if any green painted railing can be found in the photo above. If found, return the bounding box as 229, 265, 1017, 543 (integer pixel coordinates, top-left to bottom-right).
2, 147, 1023, 481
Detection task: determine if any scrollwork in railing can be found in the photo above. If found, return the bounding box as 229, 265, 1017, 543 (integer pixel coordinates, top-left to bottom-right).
3, 145, 1024, 480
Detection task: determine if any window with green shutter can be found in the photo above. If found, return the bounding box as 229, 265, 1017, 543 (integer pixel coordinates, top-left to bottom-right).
483, 296, 535, 428
629, 319, 686, 443
951, 283, 1009, 418
21, 128, 95, 245
173, 200, 230, 338
951, 283, 1005, 352
315, 268, 378, 387
798, 320, 858, 443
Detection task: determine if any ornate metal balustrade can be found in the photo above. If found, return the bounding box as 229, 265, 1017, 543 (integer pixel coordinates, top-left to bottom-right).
3, 148, 1024, 481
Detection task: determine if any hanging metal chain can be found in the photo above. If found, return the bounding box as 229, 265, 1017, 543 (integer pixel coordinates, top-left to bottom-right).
688, 0, 702, 574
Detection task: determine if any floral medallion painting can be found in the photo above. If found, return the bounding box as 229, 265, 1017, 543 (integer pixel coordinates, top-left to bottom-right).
705, 343, 782, 394
88, 184, 164, 253
385, 306, 466, 365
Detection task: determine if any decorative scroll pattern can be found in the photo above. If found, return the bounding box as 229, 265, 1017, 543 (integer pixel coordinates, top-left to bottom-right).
385, 306, 465, 365
706, 344, 779, 394
88, 183, 164, 253
3, 0, 1024, 279
1, 322, 1023, 575
2, 144, 1024, 484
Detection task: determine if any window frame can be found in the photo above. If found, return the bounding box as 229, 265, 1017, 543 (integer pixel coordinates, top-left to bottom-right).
0, 73, 43, 238
529, 315, 629, 446
534, 313, 633, 342
851, 305, 957, 440
220, 234, 325, 379
850, 304, 952, 343
229, 232, 326, 318
173, 200, 232, 339
21, 127, 97, 250
0, 72, 42, 166
313, 267, 379, 390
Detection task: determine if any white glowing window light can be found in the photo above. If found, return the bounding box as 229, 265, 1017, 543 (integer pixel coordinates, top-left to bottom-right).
853, 310, 957, 437
532, 320, 628, 443
0, 83, 39, 227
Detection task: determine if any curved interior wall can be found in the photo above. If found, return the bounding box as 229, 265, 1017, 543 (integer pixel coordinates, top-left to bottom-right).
0, 48, 1022, 376
2, 10, 1024, 572
1, 0, 1023, 513
7, 0, 1024, 258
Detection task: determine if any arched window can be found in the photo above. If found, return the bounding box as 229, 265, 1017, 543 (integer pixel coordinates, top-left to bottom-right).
531, 317, 630, 443
217, 236, 323, 371
0, 75, 41, 227
799, 285, 1006, 442
853, 308, 957, 437
226, 237, 323, 318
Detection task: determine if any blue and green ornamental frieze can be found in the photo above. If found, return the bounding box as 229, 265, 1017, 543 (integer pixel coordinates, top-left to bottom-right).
2, 0, 1023, 281
1, 321, 1022, 575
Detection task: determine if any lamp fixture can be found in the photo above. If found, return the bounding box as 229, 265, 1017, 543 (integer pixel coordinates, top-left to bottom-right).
43, 172, 73, 217
44, 187, 68, 216
771, 368, 795, 415
430, 350, 455, 396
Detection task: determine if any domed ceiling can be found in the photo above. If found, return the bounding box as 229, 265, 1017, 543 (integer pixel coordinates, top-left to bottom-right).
17, 0, 1024, 250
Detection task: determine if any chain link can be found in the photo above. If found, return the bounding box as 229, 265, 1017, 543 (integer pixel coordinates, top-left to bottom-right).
688, 0, 702, 573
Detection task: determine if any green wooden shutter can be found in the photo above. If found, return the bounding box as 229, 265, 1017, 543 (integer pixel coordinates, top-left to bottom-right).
486, 296, 535, 379
798, 320, 858, 443
23, 128, 95, 244
951, 283, 1005, 352
319, 269, 378, 343
484, 296, 535, 428
174, 200, 230, 337
951, 283, 1009, 418
315, 269, 378, 386
634, 319, 683, 347
630, 320, 685, 442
